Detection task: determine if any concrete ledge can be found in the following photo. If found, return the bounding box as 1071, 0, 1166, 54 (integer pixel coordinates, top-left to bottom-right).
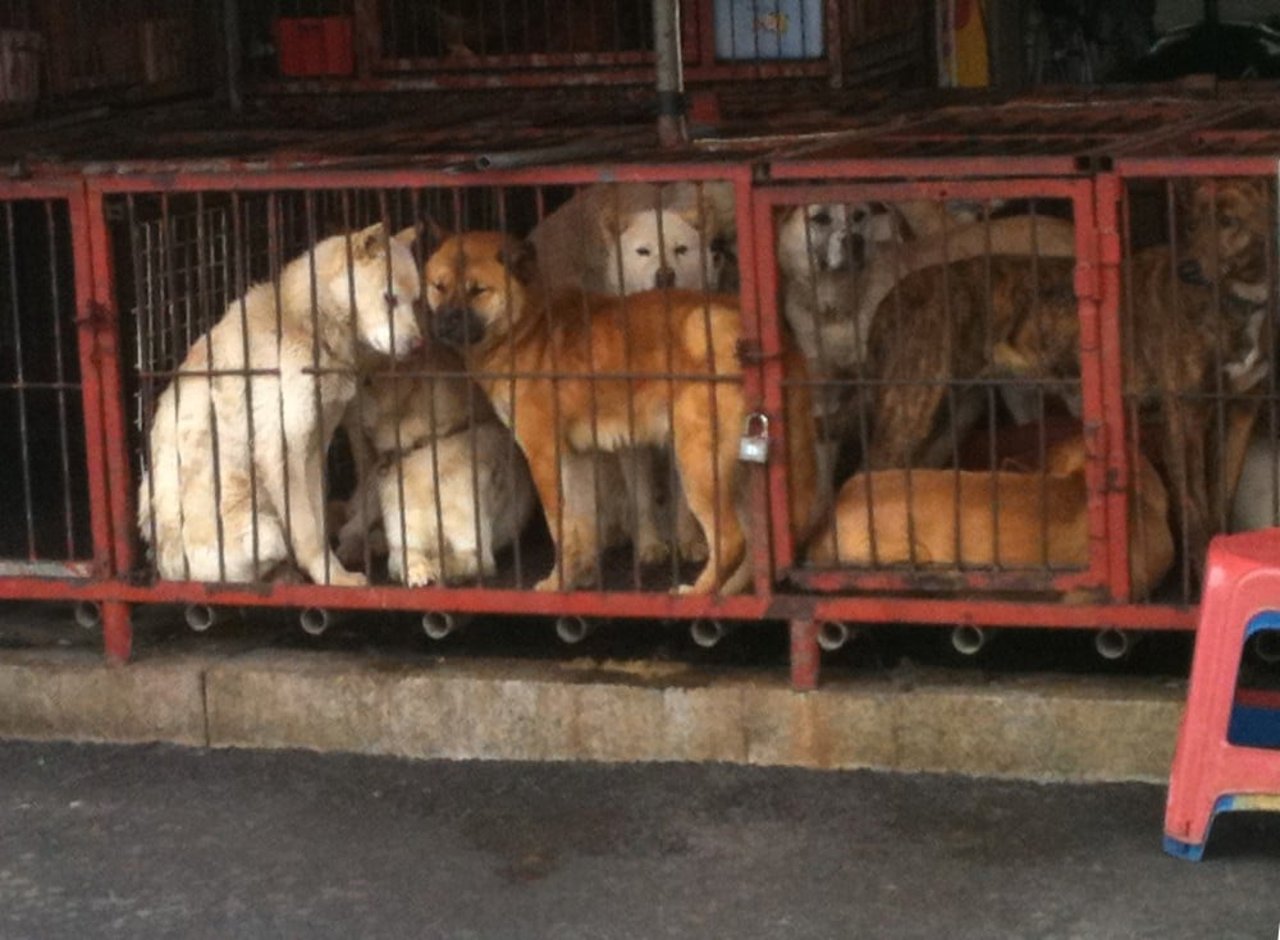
0, 650, 208, 746
0, 649, 1186, 782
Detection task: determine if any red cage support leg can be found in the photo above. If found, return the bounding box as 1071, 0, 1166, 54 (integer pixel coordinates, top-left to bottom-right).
1163, 528, 1280, 861
101, 601, 133, 664
790, 619, 819, 690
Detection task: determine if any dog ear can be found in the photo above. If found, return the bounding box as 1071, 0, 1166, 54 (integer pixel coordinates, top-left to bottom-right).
392, 222, 423, 248
423, 216, 451, 251
352, 222, 388, 259
597, 200, 622, 239
498, 238, 539, 285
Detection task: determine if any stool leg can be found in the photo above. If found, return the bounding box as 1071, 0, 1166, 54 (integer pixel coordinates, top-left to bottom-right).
1163, 549, 1269, 859
790, 619, 819, 691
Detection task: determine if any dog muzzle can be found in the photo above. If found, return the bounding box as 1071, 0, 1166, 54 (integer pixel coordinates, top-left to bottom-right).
431, 306, 487, 348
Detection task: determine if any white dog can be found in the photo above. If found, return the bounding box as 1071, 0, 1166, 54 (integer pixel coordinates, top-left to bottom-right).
530, 181, 735, 296
139, 223, 423, 585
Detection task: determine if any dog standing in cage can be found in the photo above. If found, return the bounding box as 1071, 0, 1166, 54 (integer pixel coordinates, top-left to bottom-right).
139, 223, 424, 585
425, 229, 820, 594
528, 181, 735, 566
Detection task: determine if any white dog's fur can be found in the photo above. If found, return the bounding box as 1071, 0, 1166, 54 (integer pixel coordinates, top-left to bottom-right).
139, 223, 423, 585
530, 181, 735, 295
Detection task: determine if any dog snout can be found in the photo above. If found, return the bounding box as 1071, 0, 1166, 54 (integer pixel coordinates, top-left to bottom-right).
654, 266, 676, 290
431, 306, 484, 348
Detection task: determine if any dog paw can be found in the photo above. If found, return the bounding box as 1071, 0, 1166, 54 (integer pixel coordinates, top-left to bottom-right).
326, 568, 368, 588
404, 559, 440, 588
635, 538, 671, 566
677, 533, 709, 564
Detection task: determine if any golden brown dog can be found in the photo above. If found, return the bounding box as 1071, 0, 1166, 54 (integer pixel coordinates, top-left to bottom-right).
424, 230, 819, 594
808, 437, 1174, 599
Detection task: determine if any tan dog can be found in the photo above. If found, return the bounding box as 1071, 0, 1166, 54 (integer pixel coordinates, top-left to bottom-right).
139, 224, 424, 585
530, 181, 735, 565
336, 345, 536, 585
425, 230, 818, 594
808, 437, 1174, 600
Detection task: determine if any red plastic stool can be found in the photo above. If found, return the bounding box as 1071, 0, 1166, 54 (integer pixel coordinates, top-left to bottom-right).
1164, 527, 1280, 861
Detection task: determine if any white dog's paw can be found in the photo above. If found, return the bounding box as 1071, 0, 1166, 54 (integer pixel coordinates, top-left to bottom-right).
404, 558, 440, 588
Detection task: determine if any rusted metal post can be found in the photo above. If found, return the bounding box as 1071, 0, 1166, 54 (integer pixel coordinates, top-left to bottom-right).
652, 0, 686, 148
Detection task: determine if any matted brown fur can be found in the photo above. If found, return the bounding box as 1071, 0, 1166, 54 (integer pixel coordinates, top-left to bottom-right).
808, 438, 1174, 599
424, 230, 819, 594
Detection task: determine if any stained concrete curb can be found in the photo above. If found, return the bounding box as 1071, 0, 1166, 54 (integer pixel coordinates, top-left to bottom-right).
0, 648, 1186, 782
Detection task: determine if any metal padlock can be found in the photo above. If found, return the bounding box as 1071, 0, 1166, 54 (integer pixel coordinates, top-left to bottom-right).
738, 413, 770, 464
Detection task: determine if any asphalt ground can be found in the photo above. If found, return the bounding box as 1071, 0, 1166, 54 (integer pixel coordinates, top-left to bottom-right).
1, 740, 1278, 940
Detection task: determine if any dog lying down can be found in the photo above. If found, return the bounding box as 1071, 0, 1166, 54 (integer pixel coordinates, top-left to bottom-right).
342, 345, 537, 586
807, 437, 1174, 600
426, 229, 820, 594
139, 223, 424, 585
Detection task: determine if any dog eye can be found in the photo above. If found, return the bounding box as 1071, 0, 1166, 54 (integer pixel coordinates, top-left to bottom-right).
468, 285, 489, 297
1222, 215, 1240, 228
673, 245, 689, 256
636, 247, 652, 257
432, 281, 448, 293
810, 210, 832, 226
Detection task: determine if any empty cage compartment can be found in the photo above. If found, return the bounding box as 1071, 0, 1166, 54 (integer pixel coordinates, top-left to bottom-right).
756, 178, 1130, 599
1115, 170, 1279, 606
113, 172, 753, 599
0, 196, 93, 576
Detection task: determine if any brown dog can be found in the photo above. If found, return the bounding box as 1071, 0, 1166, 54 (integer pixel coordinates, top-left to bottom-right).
424, 230, 819, 594
863, 177, 1273, 572
808, 437, 1174, 600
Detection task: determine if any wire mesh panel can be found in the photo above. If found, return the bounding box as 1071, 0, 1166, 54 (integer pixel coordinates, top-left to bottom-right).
114, 174, 761, 605
757, 179, 1129, 600
0, 198, 92, 576
1116, 171, 1279, 607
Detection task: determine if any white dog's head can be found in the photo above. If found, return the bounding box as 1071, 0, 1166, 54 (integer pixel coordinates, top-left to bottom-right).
600, 203, 722, 295
776, 203, 900, 283
323, 222, 423, 360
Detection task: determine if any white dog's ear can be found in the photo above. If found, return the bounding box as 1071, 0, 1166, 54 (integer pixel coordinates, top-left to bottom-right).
393, 223, 423, 247
597, 200, 622, 238
352, 222, 388, 259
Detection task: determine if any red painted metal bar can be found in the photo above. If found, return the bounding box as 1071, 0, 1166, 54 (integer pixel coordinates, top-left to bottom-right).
748, 176, 794, 591
81, 182, 135, 662
731, 172, 776, 598
1066, 178, 1115, 600
766, 157, 1090, 181
805, 596, 1197, 631
790, 619, 820, 690
64, 187, 114, 584
1093, 172, 1133, 602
